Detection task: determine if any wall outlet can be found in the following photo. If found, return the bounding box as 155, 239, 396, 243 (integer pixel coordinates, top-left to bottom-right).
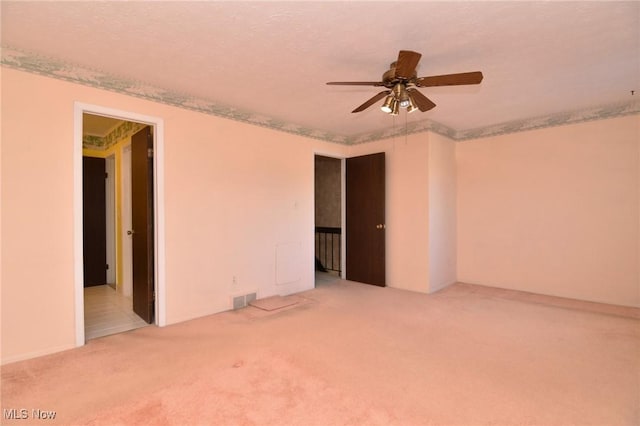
232, 276, 238, 286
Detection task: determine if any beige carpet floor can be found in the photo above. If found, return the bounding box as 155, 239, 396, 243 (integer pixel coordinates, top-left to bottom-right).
1, 280, 638, 425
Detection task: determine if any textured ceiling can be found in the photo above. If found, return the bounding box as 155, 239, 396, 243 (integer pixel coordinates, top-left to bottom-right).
2, 1, 639, 141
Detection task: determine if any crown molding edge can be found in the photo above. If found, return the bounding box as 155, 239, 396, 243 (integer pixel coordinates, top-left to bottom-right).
3, 46, 637, 146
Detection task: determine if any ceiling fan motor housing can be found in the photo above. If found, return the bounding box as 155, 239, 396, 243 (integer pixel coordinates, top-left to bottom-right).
382, 65, 417, 88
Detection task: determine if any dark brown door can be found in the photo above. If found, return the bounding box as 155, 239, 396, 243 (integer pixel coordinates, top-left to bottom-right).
83, 156, 107, 287
131, 126, 155, 323
346, 152, 386, 286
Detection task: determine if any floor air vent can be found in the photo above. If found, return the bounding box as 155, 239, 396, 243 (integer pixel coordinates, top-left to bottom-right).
232, 293, 257, 310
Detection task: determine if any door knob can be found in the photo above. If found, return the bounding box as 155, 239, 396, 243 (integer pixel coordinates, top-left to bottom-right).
127, 230, 135, 235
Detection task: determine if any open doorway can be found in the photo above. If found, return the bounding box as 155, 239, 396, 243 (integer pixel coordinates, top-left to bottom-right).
82, 114, 153, 339
314, 155, 343, 287
74, 103, 166, 346
314, 152, 387, 288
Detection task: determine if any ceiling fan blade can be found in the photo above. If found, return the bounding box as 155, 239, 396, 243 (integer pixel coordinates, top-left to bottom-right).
415, 71, 483, 87
394, 50, 422, 79
352, 90, 391, 113
327, 81, 385, 86
408, 88, 436, 112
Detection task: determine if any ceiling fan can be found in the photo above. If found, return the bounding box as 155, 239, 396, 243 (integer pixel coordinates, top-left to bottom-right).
327, 50, 483, 115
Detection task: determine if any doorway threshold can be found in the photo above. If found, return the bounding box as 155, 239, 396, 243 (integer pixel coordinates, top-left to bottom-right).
84, 285, 148, 340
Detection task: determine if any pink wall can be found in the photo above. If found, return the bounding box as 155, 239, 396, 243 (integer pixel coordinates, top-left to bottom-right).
347, 132, 458, 294
163, 109, 346, 323
2, 70, 78, 361
1, 68, 349, 363
428, 134, 457, 292
3, 67, 637, 363
349, 135, 430, 293
457, 116, 640, 307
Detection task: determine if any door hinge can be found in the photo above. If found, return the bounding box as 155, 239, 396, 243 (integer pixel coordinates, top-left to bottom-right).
105, 172, 108, 179
106, 264, 109, 270
147, 148, 154, 158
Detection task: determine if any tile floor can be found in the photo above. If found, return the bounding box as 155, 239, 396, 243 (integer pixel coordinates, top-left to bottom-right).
315, 270, 340, 286
84, 285, 149, 340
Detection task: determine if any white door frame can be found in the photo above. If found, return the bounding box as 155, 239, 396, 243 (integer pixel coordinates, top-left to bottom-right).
74, 102, 166, 346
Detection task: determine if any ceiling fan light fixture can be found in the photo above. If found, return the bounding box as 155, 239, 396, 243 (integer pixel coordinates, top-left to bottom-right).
393, 84, 411, 108
391, 100, 400, 115
380, 95, 396, 113
407, 93, 419, 113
